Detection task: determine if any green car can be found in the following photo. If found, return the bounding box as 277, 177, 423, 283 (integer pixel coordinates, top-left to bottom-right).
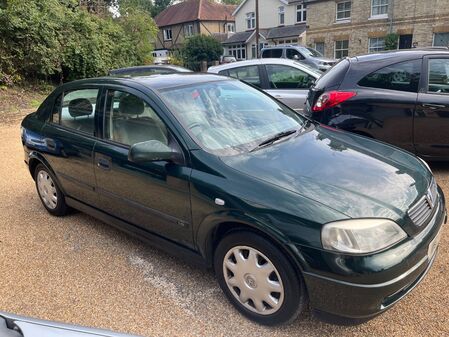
21, 74, 446, 325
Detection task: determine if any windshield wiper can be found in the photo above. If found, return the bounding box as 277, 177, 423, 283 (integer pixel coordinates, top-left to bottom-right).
250, 129, 298, 152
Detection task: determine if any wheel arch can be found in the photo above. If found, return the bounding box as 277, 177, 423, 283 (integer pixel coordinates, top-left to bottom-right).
197, 216, 307, 277
28, 152, 66, 195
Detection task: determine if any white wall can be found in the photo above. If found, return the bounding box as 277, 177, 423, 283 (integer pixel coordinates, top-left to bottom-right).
234, 0, 302, 32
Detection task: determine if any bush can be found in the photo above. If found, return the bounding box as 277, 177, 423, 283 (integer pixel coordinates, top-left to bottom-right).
182, 35, 223, 71
385, 33, 399, 50
0, 0, 158, 85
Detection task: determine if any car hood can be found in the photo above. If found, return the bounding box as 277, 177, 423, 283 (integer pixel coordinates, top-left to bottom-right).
221, 124, 431, 220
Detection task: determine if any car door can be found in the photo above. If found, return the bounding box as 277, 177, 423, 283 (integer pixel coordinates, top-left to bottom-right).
93, 87, 193, 248
42, 87, 100, 207
414, 56, 449, 158
264, 64, 315, 112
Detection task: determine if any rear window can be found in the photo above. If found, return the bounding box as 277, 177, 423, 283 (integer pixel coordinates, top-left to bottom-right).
313, 59, 350, 89
358, 59, 421, 93
262, 49, 283, 58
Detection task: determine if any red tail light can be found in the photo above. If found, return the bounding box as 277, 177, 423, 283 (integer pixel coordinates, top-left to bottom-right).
312, 91, 356, 112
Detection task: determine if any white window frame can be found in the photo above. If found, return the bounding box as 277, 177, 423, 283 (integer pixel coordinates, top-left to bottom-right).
336, 1, 351, 21
335, 40, 349, 59
296, 4, 307, 23
278, 6, 285, 25
370, 0, 388, 19
246, 12, 256, 30
228, 44, 246, 60
163, 28, 172, 41
227, 23, 235, 33
184, 24, 194, 37
368, 37, 386, 53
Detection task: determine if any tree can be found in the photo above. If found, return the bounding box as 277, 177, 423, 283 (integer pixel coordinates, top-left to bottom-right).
182, 35, 223, 70
151, 0, 173, 17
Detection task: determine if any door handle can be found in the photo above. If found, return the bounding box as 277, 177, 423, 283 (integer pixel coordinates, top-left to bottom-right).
96, 157, 110, 170
422, 103, 446, 110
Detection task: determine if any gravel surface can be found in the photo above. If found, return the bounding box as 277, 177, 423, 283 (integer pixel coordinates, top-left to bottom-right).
0, 120, 448, 337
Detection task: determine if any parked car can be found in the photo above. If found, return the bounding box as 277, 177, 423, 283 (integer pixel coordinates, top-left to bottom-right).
220, 55, 237, 64
109, 65, 191, 77
304, 48, 449, 160
208, 58, 322, 112
261, 45, 337, 71
0, 311, 140, 337
22, 73, 445, 326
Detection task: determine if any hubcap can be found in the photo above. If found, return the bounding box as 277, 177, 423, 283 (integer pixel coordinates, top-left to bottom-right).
37, 170, 58, 210
223, 246, 284, 315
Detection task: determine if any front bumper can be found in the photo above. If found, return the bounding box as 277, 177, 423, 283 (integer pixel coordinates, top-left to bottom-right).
300, 188, 446, 323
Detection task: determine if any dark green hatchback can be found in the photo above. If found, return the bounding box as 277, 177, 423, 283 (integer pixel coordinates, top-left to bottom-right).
21, 74, 446, 325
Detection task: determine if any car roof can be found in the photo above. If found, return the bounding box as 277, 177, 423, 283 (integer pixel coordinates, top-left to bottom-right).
62, 73, 230, 92
208, 58, 316, 72
350, 48, 449, 63
110, 64, 192, 74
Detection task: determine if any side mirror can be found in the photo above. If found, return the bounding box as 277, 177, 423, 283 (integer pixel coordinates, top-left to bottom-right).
128, 140, 177, 163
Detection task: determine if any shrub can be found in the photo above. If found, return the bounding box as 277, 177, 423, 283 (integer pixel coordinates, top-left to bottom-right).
182, 35, 223, 71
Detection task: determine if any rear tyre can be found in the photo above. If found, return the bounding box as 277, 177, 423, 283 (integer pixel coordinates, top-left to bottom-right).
214, 231, 307, 325
34, 164, 68, 216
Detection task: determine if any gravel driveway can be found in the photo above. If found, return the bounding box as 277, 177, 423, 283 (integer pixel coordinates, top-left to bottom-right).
0, 120, 448, 337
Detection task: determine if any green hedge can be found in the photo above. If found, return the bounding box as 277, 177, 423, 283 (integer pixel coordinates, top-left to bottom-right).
0, 0, 157, 85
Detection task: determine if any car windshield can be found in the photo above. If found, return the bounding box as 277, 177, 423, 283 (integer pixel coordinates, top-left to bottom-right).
299, 47, 323, 58
160, 80, 305, 156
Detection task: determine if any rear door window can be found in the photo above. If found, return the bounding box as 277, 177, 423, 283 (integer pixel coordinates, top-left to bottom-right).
262, 49, 282, 58
58, 89, 99, 135
358, 59, 421, 93
266, 64, 314, 89
428, 58, 449, 94
228, 65, 262, 87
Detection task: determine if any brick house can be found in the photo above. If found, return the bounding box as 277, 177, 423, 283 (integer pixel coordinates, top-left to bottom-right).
154, 0, 236, 52
306, 0, 449, 59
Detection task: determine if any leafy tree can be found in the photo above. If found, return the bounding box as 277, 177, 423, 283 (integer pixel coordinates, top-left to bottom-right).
182, 35, 223, 70
0, 0, 158, 84
151, 0, 173, 17
385, 33, 399, 50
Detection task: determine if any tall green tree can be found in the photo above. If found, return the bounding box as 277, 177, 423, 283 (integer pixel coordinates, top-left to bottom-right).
151, 0, 173, 17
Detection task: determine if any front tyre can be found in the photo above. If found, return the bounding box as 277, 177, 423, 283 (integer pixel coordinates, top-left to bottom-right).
214, 232, 307, 325
34, 164, 68, 216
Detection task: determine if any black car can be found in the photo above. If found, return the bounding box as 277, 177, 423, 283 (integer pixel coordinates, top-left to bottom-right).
305, 48, 449, 160
109, 65, 192, 77
21, 74, 445, 325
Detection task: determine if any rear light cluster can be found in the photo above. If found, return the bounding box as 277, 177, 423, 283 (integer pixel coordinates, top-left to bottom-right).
312, 91, 356, 112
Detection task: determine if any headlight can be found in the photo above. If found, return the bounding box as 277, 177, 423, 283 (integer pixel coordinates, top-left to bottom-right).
321, 219, 407, 254
418, 156, 432, 174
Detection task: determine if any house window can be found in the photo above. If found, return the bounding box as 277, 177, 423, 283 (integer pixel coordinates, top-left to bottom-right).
336, 1, 351, 21
228, 44, 246, 60
163, 28, 172, 41
278, 6, 285, 25
296, 4, 307, 23
335, 40, 349, 59
369, 37, 386, 52
227, 23, 235, 33
371, 0, 388, 17
246, 12, 255, 29
433, 32, 449, 47
184, 24, 194, 37
315, 42, 325, 55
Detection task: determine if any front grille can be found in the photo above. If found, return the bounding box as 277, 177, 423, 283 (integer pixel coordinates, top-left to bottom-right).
408, 179, 438, 227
